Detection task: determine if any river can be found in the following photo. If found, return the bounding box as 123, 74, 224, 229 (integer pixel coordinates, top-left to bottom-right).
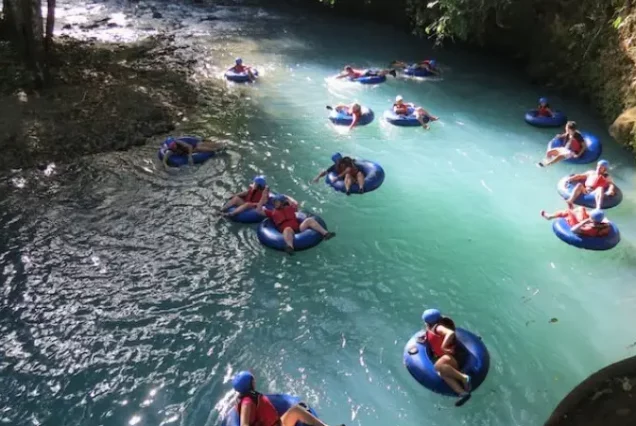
1, 1, 636, 425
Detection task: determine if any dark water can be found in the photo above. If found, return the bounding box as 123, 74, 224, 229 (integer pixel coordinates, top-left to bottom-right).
1, 1, 636, 426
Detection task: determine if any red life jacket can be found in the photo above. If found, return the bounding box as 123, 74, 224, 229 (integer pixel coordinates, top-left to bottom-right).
234, 64, 247, 73
578, 223, 610, 238
425, 318, 456, 358
168, 140, 189, 154
568, 133, 584, 154
236, 392, 280, 426
585, 173, 609, 190
565, 208, 589, 227
271, 205, 300, 232
245, 186, 265, 203
537, 106, 552, 117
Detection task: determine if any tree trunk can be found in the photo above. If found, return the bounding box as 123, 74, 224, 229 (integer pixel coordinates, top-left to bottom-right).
3, 0, 47, 87
2, 0, 16, 39
44, 0, 54, 52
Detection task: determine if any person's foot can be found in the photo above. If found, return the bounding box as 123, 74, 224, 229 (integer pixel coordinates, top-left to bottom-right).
326, 105, 333, 110
284, 246, 295, 256
346, 191, 351, 196
537, 162, 544, 168
389, 69, 397, 77
455, 392, 471, 407
323, 232, 336, 240
358, 188, 364, 194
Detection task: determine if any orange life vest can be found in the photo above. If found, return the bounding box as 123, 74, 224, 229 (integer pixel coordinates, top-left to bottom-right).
271, 205, 299, 232
236, 393, 280, 426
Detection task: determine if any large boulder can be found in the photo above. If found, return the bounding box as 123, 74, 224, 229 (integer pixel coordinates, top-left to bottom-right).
609, 107, 636, 151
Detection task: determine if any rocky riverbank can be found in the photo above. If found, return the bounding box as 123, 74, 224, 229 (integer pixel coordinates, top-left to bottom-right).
0, 0, 249, 171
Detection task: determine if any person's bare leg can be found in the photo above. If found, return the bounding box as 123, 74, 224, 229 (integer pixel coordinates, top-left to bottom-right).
195, 141, 225, 152
542, 153, 566, 167
282, 227, 295, 254
593, 187, 605, 209
280, 405, 328, 426
344, 174, 352, 195
226, 202, 256, 216
221, 196, 244, 211
300, 218, 335, 240
356, 172, 365, 193
434, 356, 469, 394
566, 183, 585, 204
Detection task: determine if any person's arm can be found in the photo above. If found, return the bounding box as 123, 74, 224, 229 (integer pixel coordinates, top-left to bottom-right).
335, 72, 348, 79
566, 173, 587, 183
436, 325, 456, 353
313, 165, 335, 183
606, 177, 616, 195
163, 151, 172, 167
258, 186, 270, 204
334, 167, 351, 181
239, 400, 253, 426
348, 114, 359, 131
545, 107, 554, 117
571, 218, 592, 233
284, 195, 299, 207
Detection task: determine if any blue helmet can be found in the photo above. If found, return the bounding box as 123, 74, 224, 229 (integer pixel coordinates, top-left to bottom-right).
597, 159, 609, 170
253, 175, 266, 187
274, 194, 287, 203
591, 209, 605, 223
232, 371, 254, 394
421, 308, 442, 324
539, 97, 548, 105
429, 59, 437, 67
331, 152, 343, 163
235, 57, 243, 65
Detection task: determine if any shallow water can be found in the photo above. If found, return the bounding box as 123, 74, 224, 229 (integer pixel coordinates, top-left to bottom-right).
2, 1, 636, 426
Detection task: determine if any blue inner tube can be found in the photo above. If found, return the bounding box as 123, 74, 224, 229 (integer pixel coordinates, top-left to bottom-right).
225, 68, 259, 83
547, 132, 602, 164
328, 107, 374, 126
552, 218, 620, 251
325, 160, 385, 194
404, 66, 434, 77
403, 329, 490, 397
525, 110, 567, 127
157, 136, 215, 167
257, 211, 328, 251
349, 71, 386, 85
226, 194, 277, 224
383, 107, 428, 127
222, 394, 318, 426
556, 176, 623, 209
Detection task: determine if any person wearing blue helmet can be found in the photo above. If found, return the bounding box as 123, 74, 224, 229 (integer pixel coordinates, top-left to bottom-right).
535, 97, 554, 118
571, 208, 611, 237
228, 57, 256, 81
565, 159, 616, 209
221, 176, 270, 216
231, 371, 343, 426
417, 309, 472, 406
312, 153, 365, 194
253, 193, 335, 254
390, 59, 440, 75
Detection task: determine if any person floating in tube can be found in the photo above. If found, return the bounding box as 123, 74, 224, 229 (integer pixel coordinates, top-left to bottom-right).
254, 194, 335, 255
537, 121, 586, 167
231, 371, 345, 426
228, 57, 256, 81
390, 59, 440, 76
535, 97, 554, 118
335, 65, 396, 80
393, 95, 438, 129
419, 309, 472, 407
541, 204, 611, 237
327, 103, 363, 131
313, 152, 365, 195
221, 175, 269, 217
564, 159, 616, 210
162, 137, 225, 167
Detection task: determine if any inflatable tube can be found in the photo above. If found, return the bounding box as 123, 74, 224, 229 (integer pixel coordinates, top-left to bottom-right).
547, 132, 602, 164
404, 66, 434, 77
325, 160, 385, 194
525, 110, 567, 128
552, 218, 620, 251
257, 212, 328, 251
350, 72, 386, 85
328, 107, 374, 126
222, 394, 318, 426
556, 176, 623, 209
403, 329, 490, 397
383, 107, 428, 127
157, 136, 216, 167
224, 69, 258, 83
226, 195, 276, 224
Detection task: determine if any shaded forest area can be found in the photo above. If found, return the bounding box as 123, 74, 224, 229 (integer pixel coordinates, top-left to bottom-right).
309, 0, 636, 153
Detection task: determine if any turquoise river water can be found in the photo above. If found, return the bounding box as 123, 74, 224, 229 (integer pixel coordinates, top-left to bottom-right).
1, 2, 636, 426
